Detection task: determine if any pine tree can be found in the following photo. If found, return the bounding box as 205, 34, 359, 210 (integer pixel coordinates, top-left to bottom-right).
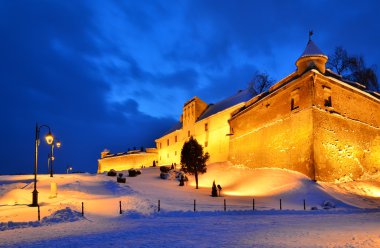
180, 136, 209, 189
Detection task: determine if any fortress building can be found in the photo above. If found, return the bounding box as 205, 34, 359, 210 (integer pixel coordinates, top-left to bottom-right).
98, 38, 380, 182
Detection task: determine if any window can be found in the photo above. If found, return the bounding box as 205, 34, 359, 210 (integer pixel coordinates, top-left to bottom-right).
325, 96, 332, 107
205, 141, 208, 147
167, 139, 169, 146
205, 123, 208, 132
323, 86, 332, 107
159, 143, 162, 149
188, 130, 190, 137
290, 89, 300, 111
175, 151, 177, 156
175, 136, 177, 142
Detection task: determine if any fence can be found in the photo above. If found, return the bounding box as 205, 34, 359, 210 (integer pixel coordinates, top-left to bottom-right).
26, 198, 310, 221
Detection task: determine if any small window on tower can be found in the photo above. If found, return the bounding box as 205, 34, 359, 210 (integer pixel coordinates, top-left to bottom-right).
205, 141, 208, 147
167, 139, 169, 146
175, 151, 177, 156
188, 130, 190, 137
323, 86, 332, 107
205, 123, 208, 132
175, 136, 177, 142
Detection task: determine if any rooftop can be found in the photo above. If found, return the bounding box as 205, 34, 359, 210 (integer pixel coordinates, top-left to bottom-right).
198, 89, 256, 121
299, 39, 327, 59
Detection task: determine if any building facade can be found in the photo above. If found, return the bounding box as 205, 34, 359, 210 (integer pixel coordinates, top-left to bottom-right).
155, 91, 256, 166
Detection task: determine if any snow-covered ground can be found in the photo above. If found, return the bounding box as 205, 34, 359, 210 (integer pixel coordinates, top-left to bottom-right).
1, 163, 380, 247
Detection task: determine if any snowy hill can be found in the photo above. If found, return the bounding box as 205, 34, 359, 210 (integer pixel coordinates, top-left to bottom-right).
1, 162, 380, 247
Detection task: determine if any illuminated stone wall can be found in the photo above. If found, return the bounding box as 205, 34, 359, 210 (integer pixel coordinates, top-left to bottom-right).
229, 74, 316, 179
97, 150, 157, 173
313, 75, 380, 181
229, 70, 380, 181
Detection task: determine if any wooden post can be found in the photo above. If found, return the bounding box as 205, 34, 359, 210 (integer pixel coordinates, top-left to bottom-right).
194, 199, 196, 212
119, 201, 122, 214
253, 198, 255, 211
37, 204, 41, 221
224, 199, 226, 211
303, 199, 306, 210
82, 202, 84, 216
280, 199, 282, 210
158, 200, 160, 212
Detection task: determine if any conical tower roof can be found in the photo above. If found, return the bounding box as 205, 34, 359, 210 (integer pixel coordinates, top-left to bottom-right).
299, 39, 327, 59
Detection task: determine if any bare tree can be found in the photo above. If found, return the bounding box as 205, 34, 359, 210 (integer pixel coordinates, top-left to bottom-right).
328, 47, 379, 91
327, 46, 352, 76
348, 56, 378, 91
248, 71, 275, 94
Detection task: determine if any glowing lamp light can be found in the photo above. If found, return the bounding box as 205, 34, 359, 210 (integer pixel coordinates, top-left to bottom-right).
45, 131, 54, 145
56, 140, 61, 148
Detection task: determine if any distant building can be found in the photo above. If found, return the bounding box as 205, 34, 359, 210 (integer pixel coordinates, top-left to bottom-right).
99, 38, 380, 182
97, 148, 157, 173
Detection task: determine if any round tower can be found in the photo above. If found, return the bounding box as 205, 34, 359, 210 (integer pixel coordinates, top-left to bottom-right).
296, 35, 328, 75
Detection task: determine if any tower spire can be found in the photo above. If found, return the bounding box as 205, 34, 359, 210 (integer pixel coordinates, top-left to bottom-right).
309, 30, 313, 42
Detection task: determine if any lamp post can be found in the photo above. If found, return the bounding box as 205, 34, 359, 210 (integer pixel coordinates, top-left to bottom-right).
66, 165, 73, 174
31, 123, 54, 207
49, 140, 61, 177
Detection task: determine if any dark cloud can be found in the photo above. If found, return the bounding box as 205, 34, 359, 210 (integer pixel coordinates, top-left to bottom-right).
0, 1, 175, 174
1, 0, 380, 174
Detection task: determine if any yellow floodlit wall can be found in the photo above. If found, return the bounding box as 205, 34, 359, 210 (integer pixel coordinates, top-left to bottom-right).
312, 74, 380, 181
97, 149, 157, 173
229, 69, 380, 181
229, 73, 315, 179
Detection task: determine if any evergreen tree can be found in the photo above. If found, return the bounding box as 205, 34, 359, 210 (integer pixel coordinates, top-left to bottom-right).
180, 136, 209, 189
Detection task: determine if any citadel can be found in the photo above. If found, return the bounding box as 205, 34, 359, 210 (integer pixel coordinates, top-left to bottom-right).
98, 39, 380, 182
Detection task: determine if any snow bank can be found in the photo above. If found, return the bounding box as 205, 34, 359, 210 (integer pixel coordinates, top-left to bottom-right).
0, 207, 83, 231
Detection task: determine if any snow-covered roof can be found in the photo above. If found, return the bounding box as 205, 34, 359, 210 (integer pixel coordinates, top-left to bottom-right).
161, 121, 183, 136
197, 89, 256, 121
299, 40, 327, 58
160, 89, 256, 137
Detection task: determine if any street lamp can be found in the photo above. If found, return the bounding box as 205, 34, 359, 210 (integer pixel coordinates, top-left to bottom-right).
66, 165, 73, 174
49, 140, 61, 177
31, 123, 54, 207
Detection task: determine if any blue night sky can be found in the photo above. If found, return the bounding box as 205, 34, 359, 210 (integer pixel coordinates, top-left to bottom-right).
1, 0, 379, 174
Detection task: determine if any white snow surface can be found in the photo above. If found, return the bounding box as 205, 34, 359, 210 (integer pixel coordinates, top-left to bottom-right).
1, 162, 380, 247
